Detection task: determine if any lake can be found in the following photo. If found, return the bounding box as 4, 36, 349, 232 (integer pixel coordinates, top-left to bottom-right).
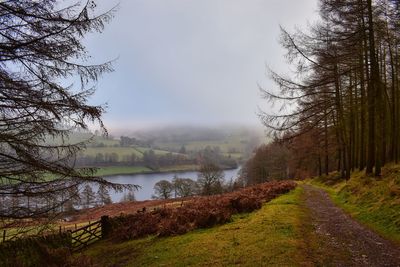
103, 167, 241, 202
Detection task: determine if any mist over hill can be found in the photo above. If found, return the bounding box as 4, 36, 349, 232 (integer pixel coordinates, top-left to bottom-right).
107, 124, 266, 144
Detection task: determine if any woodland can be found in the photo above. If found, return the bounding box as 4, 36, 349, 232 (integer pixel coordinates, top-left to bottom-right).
245, 0, 400, 181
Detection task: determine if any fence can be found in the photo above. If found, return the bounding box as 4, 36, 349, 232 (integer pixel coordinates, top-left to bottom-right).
70, 220, 101, 251
70, 216, 111, 251
0, 215, 111, 252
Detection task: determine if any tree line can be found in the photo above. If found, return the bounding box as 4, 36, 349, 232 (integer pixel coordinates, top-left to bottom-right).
152, 162, 241, 199
259, 0, 400, 179
75, 145, 238, 170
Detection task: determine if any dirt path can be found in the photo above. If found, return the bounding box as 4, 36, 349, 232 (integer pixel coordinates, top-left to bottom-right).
301, 184, 400, 267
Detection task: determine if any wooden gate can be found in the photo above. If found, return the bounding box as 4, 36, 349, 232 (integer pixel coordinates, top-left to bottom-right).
70, 220, 102, 251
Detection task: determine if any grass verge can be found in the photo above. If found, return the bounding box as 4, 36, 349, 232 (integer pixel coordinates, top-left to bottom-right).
308, 165, 400, 244
80, 187, 311, 266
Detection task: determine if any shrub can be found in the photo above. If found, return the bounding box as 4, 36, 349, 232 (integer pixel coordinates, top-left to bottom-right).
109, 181, 296, 241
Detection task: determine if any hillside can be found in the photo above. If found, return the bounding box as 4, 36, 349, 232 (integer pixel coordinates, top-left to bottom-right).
76, 165, 400, 266
62, 127, 260, 176
80, 188, 307, 266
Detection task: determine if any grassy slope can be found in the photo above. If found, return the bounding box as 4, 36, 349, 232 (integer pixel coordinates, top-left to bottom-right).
155, 135, 248, 155
82, 143, 183, 160
81, 187, 313, 267
309, 164, 400, 244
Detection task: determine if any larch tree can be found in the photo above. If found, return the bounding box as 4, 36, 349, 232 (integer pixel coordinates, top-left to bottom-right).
260, 0, 400, 178
0, 0, 133, 225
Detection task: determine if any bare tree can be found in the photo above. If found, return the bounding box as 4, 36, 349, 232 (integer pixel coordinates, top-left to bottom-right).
97, 184, 112, 206
152, 180, 174, 199
261, 0, 400, 178
121, 189, 136, 202
172, 176, 198, 197
197, 162, 224, 195
0, 0, 133, 224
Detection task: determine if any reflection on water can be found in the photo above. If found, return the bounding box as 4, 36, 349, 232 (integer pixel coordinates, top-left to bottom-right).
103, 167, 241, 202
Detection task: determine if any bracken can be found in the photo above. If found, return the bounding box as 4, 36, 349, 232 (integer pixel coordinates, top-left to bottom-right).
109, 181, 296, 241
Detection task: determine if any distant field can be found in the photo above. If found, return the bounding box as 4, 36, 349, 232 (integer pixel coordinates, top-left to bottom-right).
94, 165, 198, 176
222, 152, 243, 160
95, 166, 152, 176
82, 146, 144, 158
81, 146, 177, 159
158, 164, 199, 172
134, 147, 181, 156
155, 135, 250, 154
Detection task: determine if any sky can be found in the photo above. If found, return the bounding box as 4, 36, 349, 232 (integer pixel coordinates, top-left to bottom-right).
84, 0, 319, 132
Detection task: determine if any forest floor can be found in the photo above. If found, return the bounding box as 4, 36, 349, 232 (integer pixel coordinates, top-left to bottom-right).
301, 184, 400, 266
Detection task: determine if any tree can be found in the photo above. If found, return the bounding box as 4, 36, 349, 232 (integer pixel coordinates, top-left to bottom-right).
179, 145, 186, 154
197, 162, 224, 195
261, 0, 400, 178
62, 184, 81, 212
143, 150, 159, 170
81, 185, 96, 209
121, 189, 136, 202
0, 0, 131, 222
241, 141, 289, 185
172, 176, 198, 197
152, 180, 174, 199
97, 184, 112, 206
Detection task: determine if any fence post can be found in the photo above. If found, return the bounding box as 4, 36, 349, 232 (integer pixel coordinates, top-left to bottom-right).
100, 216, 111, 239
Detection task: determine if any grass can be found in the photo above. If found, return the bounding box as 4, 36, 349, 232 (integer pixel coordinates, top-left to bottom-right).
80, 187, 313, 266
308, 165, 400, 244
82, 146, 179, 160
94, 165, 200, 176
158, 164, 199, 172
155, 136, 248, 155
82, 146, 144, 158
94, 166, 152, 176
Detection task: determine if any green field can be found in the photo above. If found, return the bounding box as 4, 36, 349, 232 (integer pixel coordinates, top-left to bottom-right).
95, 166, 152, 176
158, 164, 199, 172
82, 146, 144, 157
134, 147, 181, 156
155, 134, 251, 154
81, 146, 179, 159
81, 187, 310, 266
94, 165, 199, 176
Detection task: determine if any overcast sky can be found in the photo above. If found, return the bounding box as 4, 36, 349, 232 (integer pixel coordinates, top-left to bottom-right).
84, 0, 319, 131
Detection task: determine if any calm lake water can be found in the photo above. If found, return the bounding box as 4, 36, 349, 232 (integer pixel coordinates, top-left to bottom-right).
103, 167, 241, 202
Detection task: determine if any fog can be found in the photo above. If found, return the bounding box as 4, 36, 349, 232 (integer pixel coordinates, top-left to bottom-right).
83, 0, 319, 130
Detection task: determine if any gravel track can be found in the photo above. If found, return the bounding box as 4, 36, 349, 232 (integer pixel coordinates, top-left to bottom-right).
302, 184, 400, 267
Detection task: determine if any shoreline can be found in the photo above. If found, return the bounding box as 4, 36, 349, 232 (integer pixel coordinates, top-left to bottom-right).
96, 165, 239, 177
